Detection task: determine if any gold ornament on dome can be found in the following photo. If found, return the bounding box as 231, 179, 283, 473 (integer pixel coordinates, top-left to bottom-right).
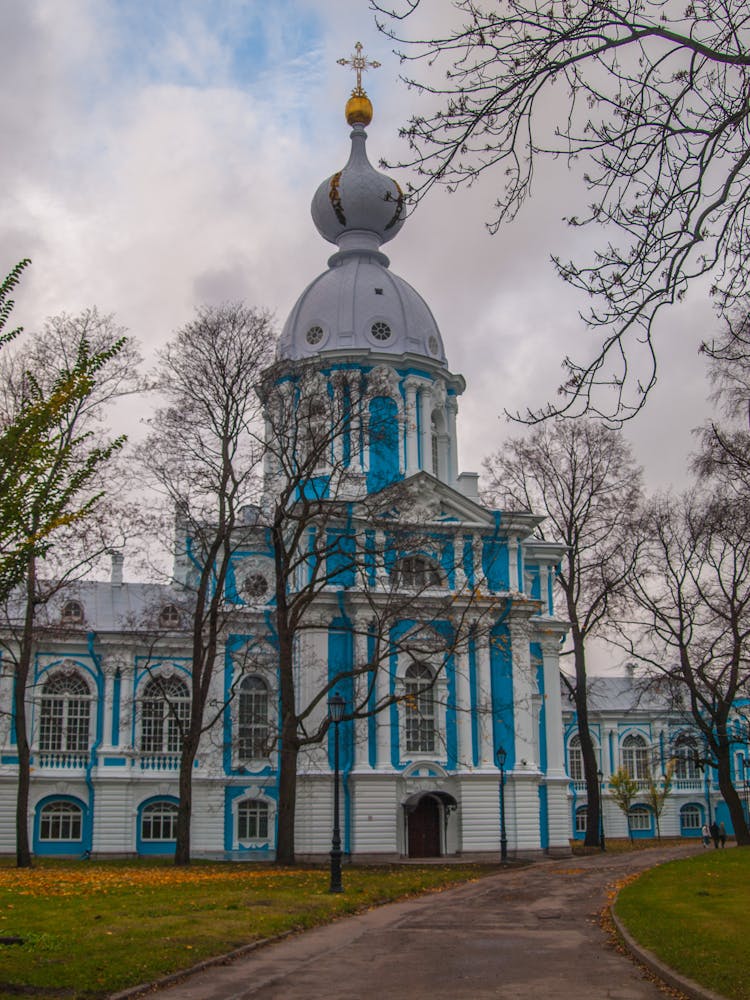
337, 41, 380, 125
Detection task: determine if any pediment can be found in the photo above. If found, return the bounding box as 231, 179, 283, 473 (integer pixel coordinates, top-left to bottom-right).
369, 472, 496, 529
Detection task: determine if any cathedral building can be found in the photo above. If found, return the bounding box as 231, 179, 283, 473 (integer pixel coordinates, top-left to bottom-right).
0, 74, 575, 860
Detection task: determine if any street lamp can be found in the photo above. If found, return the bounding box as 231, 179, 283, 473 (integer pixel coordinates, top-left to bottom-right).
328, 693, 346, 894
496, 745, 508, 862
597, 768, 606, 852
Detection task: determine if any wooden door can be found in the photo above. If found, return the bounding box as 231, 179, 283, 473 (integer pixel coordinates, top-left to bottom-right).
407, 796, 441, 858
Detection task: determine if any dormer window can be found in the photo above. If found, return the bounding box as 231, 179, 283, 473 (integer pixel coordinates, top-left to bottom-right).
159, 604, 181, 629
392, 556, 442, 591
61, 600, 84, 625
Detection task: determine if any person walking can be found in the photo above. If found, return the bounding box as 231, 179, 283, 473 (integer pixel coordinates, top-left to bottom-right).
701, 823, 711, 847
710, 820, 720, 848
719, 821, 727, 848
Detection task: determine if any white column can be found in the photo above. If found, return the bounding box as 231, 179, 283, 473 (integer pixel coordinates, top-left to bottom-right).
446, 396, 459, 484
454, 534, 468, 592
509, 618, 537, 769
475, 631, 493, 767
455, 646, 473, 768
419, 386, 433, 474
102, 667, 115, 747
375, 529, 389, 590
353, 622, 370, 771
472, 535, 483, 589
375, 658, 391, 770
404, 378, 420, 475
541, 633, 566, 777
348, 372, 363, 473
508, 536, 519, 592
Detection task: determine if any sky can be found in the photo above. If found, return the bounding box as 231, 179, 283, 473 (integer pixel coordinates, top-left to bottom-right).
2, 0, 716, 495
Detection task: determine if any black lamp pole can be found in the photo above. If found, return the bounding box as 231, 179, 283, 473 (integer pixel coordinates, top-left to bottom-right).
328, 693, 345, 894
597, 768, 606, 852
497, 745, 508, 862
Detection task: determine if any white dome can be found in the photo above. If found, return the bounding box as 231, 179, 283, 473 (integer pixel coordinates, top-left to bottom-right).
278, 253, 447, 365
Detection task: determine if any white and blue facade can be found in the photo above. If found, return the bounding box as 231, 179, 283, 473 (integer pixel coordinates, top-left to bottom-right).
563, 673, 750, 840
0, 94, 575, 860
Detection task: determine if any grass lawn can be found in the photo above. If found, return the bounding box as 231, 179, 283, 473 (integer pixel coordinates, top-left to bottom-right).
0, 859, 493, 999
615, 847, 750, 1000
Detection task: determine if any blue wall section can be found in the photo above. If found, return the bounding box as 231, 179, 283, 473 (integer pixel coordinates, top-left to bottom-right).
367, 396, 401, 493
490, 623, 514, 766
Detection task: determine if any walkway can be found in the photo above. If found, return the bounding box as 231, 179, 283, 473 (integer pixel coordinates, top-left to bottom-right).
138, 844, 703, 1000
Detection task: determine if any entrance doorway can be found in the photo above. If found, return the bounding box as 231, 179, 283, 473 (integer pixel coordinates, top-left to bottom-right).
407, 795, 441, 858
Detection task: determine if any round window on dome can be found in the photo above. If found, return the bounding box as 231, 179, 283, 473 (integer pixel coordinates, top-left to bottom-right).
371, 321, 392, 343
306, 325, 324, 346
428, 335, 439, 356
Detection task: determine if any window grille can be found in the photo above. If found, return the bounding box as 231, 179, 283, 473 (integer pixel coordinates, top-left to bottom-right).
39, 672, 91, 752
621, 734, 649, 780
238, 677, 269, 760
140, 676, 190, 754
141, 801, 178, 841
404, 663, 436, 753
39, 801, 82, 841
238, 800, 269, 840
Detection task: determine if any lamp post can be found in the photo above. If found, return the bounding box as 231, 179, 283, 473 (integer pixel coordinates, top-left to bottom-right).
496, 745, 508, 862
597, 768, 606, 852
328, 693, 345, 894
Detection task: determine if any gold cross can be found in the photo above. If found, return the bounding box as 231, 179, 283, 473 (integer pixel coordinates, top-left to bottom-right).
337, 41, 380, 96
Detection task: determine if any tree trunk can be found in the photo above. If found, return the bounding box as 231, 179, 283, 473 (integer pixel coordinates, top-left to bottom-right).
275, 714, 299, 865
174, 737, 197, 866
571, 631, 602, 848
715, 745, 750, 846
14, 557, 36, 868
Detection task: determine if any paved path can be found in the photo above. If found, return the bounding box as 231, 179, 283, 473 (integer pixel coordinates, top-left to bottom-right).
144, 845, 704, 1000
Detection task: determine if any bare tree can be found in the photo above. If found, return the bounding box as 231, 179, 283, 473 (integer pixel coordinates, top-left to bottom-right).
374, 0, 750, 421
483, 418, 642, 846
0, 308, 138, 866
617, 490, 750, 845
136, 302, 276, 865
695, 300, 750, 493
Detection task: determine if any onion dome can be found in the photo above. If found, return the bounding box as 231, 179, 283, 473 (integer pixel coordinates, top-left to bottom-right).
277, 53, 447, 367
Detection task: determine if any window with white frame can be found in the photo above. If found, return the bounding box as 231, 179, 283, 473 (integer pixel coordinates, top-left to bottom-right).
300, 396, 329, 472
404, 662, 436, 753
39, 801, 82, 841
575, 806, 587, 834
628, 805, 651, 831
159, 604, 181, 629
568, 735, 583, 781
680, 804, 702, 830
140, 675, 190, 753
392, 556, 442, 591
61, 599, 84, 625
140, 801, 178, 841
238, 799, 269, 840
674, 751, 699, 780
621, 733, 649, 780
39, 671, 91, 752
238, 676, 269, 760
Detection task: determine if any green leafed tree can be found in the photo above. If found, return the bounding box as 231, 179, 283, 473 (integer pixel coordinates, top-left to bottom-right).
609, 767, 640, 841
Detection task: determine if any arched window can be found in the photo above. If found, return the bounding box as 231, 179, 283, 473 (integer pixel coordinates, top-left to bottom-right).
628, 805, 652, 831
575, 806, 587, 834
392, 556, 442, 591
680, 804, 702, 831
404, 663, 436, 753
300, 396, 329, 471
621, 734, 649, 780
431, 414, 439, 475
39, 801, 82, 841
140, 801, 178, 841
159, 604, 181, 629
238, 677, 269, 760
39, 672, 91, 752
568, 735, 583, 782
673, 748, 699, 780
140, 676, 190, 754
61, 600, 84, 625
238, 799, 269, 840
